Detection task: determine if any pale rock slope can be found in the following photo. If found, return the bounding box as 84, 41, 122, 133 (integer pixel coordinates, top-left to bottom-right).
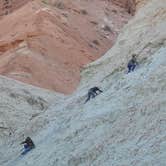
0, 0, 166, 166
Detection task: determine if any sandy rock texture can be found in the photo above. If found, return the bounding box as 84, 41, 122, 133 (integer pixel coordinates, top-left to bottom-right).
0, 0, 29, 17
0, 0, 132, 93
0, 0, 166, 166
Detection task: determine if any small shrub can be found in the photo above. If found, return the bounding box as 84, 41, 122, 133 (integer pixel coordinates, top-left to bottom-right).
42, 0, 48, 5
90, 21, 98, 25
103, 25, 112, 32
92, 40, 100, 46
54, 2, 65, 10
80, 9, 88, 15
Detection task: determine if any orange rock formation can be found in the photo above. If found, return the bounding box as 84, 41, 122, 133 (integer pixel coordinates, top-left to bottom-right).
0, 0, 134, 93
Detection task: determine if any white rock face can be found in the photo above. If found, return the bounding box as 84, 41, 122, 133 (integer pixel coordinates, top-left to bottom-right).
0, 0, 166, 166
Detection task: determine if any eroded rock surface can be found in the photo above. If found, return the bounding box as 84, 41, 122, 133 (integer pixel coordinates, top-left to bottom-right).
0, 0, 166, 166
0, 0, 132, 93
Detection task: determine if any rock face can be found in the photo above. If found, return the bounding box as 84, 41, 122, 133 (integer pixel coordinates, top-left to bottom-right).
0, 0, 132, 94
112, 0, 136, 15
0, 0, 166, 166
0, 0, 29, 17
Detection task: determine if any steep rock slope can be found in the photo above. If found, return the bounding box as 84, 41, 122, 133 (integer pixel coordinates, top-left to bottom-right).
0, 0, 132, 93
81, 0, 166, 88
0, 0, 166, 166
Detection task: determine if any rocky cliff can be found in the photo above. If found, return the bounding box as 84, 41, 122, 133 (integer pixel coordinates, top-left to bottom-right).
0, 0, 132, 93
0, 0, 166, 166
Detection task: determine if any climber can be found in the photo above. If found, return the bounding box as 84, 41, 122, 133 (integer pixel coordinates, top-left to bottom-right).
84, 87, 103, 103
20, 137, 35, 155
127, 54, 138, 73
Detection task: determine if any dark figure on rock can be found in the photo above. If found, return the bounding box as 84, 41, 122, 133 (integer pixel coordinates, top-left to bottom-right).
20, 137, 35, 155
84, 87, 103, 103
127, 54, 138, 73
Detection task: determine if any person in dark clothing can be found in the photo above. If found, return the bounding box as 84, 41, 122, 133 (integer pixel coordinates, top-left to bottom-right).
127, 54, 138, 73
84, 87, 103, 103
20, 137, 35, 155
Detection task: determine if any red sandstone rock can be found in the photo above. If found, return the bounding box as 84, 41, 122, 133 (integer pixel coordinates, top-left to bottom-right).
0, 0, 134, 93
